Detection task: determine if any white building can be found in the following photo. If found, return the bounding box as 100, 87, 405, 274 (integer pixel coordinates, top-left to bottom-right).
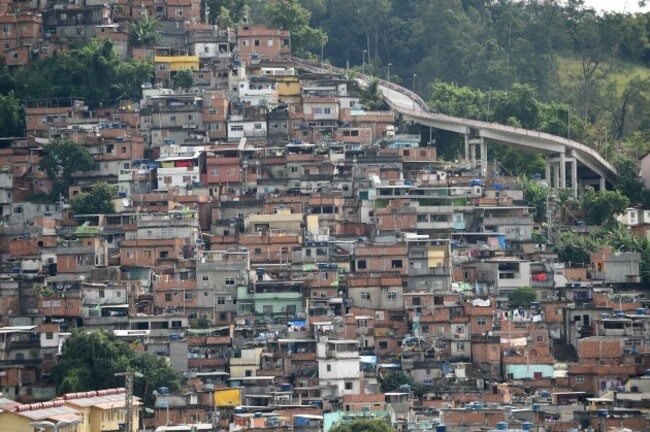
238, 77, 278, 106
156, 146, 205, 191
317, 339, 362, 396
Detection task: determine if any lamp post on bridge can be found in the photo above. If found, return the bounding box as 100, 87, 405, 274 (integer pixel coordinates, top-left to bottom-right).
362, 49, 367, 75
387, 62, 392, 98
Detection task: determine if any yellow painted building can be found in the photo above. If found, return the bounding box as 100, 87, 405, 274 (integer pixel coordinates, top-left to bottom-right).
154, 55, 200, 71
274, 75, 301, 104
61, 388, 141, 432
0, 400, 81, 432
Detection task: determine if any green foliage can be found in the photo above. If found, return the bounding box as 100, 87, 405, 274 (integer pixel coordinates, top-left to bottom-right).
39, 140, 95, 198
0, 58, 16, 95
515, 177, 549, 223
556, 231, 605, 264
128, 13, 162, 46
262, 0, 325, 54
508, 286, 537, 309
380, 370, 412, 393
14, 38, 152, 107
0, 92, 24, 138
51, 329, 182, 407
581, 189, 630, 225
329, 420, 395, 432
174, 68, 195, 91
206, 0, 246, 24
361, 78, 389, 111
70, 182, 117, 215
614, 157, 645, 203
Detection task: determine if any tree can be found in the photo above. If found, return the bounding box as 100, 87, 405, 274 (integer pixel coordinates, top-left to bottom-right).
508, 286, 537, 308
51, 329, 182, 407
263, 0, 325, 54
380, 371, 412, 393
128, 13, 162, 46
70, 182, 117, 215
330, 420, 395, 432
581, 189, 629, 225
174, 68, 194, 91
515, 177, 549, 223
614, 157, 644, 204
360, 78, 389, 111
113, 59, 153, 100
15, 38, 151, 107
556, 231, 604, 263
0, 92, 24, 139
39, 140, 95, 198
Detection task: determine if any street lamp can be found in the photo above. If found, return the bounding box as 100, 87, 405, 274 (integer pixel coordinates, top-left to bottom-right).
387, 62, 392, 98
362, 49, 367, 75
320, 34, 328, 69
412, 73, 417, 92
115, 371, 144, 432
487, 87, 492, 122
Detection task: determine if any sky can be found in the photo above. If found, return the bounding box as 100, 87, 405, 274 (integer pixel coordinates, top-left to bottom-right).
584, 0, 644, 13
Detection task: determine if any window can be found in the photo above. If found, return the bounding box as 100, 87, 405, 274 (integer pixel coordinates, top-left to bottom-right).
217, 296, 226, 305
2, 24, 10, 34
255, 248, 262, 255
391, 260, 403, 268
170, 115, 176, 122
231, 125, 244, 131
421, 325, 429, 333
254, 123, 262, 129
357, 260, 367, 269
263, 305, 273, 314
225, 277, 235, 286
477, 317, 487, 326
46, 332, 54, 340
412, 297, 421, 306
202, 275, 209, 281
267, 40, 273, 47
537, 335, 544, 342
160, 251, 169, 259
173, 21, 180, 29
286, 304, 296, 314
211, 168, 220, 176
576, 375, 584, 384
344, 382, 353, 390
456, 342, 465, 350
360, 292, 371, 301
387, 291, 397, 301
254, 39, 260, 46
175, 8, 183, 16
3, 41, 8, 50
326, 364, 331, 372
165, 293, 172, 302
379, 341, 388, 349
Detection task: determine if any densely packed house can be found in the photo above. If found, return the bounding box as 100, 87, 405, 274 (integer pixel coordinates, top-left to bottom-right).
1, 0, 650, 431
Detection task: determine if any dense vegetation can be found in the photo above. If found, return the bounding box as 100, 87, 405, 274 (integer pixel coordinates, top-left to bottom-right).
51, 329, 183, 406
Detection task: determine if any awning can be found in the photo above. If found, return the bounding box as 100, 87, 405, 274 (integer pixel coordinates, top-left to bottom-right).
360, 356, 377, 364
101, 304, 129, 309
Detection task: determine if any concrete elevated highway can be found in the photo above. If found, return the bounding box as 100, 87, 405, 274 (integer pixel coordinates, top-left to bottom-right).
290, 57, 617, 195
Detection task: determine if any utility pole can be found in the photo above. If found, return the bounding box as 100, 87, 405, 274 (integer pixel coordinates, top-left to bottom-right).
116, 371, 144, 432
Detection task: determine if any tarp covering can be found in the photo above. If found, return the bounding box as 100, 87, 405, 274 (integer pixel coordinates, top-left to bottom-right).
214, 388, 241, 406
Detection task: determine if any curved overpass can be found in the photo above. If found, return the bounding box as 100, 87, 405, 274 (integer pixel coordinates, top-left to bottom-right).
290, 57, 617, 193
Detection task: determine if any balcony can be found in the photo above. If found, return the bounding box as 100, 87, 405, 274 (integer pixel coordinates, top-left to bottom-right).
415, 221, 453, 230
483, 216, 532, 226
